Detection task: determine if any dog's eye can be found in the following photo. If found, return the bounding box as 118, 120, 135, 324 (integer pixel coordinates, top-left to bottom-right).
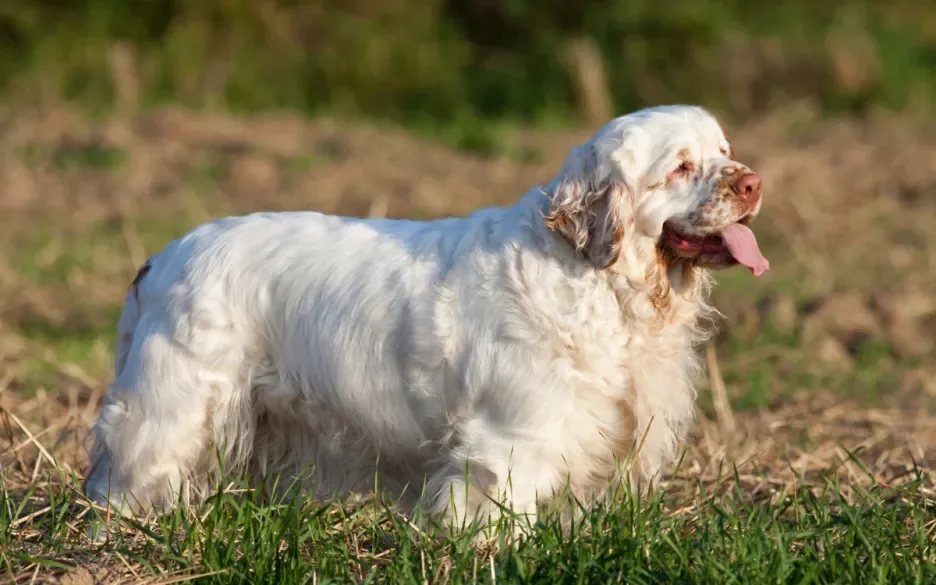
672, 161, 692, 176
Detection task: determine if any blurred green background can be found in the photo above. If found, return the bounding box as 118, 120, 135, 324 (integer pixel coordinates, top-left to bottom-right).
1, 0, 934, 132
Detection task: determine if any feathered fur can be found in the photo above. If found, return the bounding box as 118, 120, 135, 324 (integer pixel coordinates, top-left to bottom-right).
84, 105, 761, 540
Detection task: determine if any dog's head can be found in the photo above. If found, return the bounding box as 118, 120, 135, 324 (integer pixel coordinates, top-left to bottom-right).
544, 105, 768, 276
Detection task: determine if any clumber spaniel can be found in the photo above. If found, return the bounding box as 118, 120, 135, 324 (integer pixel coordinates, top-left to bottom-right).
84, 105, 768, 539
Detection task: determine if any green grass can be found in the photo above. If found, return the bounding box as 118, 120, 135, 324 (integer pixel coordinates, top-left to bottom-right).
3, 466, 934, 583
15, 215, 192, 289
704, 263, 928, 414
710, 315, 924, 414
2, 0, 936, 149
710, 324, 922, 415
8, 213, 201, 390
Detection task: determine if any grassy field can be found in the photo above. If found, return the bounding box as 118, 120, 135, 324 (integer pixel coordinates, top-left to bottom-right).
0, 103, 934, 583
2, 6, 935, 582
2, 1, 936, 138
5, 469, 934, 584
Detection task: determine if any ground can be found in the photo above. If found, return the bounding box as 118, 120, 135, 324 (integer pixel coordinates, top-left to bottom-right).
1, 104, 935, 583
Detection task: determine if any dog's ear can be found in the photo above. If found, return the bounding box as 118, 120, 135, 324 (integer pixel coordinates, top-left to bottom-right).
544, 144, 628, 269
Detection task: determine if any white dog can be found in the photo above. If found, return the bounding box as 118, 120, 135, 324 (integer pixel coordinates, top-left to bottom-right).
84, 105, 768, 537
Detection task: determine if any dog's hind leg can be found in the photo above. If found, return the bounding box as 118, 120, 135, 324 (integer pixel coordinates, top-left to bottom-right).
84, 283, 252, 538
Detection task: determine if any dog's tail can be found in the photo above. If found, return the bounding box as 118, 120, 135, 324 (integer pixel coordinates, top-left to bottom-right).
113, 256, 156, 377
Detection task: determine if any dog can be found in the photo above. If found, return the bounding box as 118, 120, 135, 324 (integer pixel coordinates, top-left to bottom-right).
84, 104, 768, 539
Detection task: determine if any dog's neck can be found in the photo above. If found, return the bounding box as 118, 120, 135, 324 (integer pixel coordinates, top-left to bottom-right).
521, 187, 714, 339
606, 238, 714, 341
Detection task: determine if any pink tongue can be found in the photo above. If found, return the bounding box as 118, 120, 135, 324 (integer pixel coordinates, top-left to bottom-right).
720, 224, 769, 276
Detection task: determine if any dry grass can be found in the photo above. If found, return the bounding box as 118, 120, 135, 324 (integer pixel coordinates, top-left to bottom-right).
1, 103, 935, 582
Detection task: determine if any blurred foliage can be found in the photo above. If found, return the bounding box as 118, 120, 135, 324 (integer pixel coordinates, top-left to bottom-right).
0, 0, 934, 126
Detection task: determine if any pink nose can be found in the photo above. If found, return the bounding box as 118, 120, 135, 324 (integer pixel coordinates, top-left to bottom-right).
732, 173, 762, 203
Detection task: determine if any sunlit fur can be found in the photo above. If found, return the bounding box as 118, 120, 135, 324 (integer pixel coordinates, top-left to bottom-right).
84, 105, 761, 540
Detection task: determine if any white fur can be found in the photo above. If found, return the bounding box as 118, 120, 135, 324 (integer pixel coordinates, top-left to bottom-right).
84, 105, 760, 538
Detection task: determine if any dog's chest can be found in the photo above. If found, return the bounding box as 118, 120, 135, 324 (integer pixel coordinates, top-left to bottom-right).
553, 319, 695, 485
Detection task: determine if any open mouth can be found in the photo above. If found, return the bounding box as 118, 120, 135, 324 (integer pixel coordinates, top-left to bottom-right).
661, 216, 769, 276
